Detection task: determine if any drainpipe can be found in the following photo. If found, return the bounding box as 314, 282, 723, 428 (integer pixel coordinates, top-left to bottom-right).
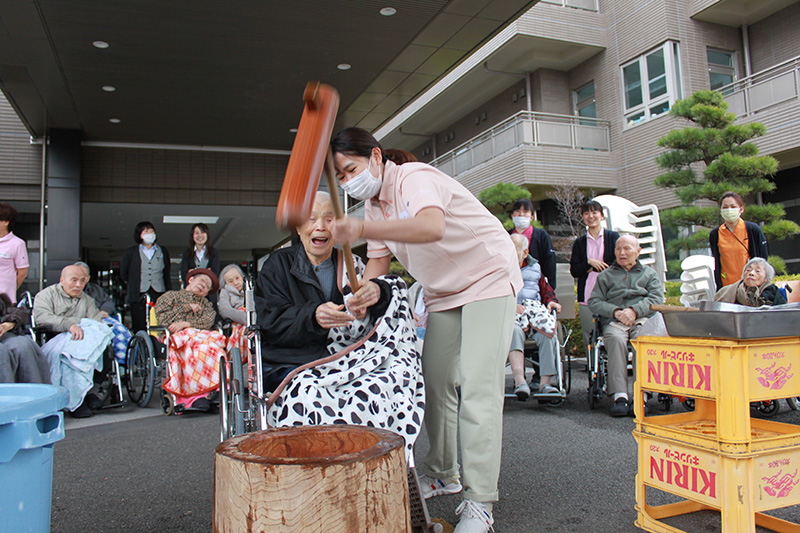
38, 133, 47, 291
483, 63, 532, 111
742, 24, 752, 77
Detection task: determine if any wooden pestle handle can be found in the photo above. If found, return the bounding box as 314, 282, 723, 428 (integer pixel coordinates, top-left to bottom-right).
323, 149, 360, 293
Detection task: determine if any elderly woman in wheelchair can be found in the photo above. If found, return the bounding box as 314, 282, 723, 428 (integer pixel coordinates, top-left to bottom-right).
155, 267, 227, 413
0, 292, 50, 384
507, 234, 562, 401
252, 191, 425, 458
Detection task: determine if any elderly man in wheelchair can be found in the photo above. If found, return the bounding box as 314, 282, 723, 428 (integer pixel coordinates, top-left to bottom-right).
587, 234, 663, 417
155, 267, 227, 413
252, 191, 425, 459
33, 265, 115, 418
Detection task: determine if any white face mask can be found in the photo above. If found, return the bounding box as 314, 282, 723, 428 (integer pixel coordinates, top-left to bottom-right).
142, 233, 157, 245
341, 157, 382, 201
720, 207, 740, 222
512, 216, 531, 230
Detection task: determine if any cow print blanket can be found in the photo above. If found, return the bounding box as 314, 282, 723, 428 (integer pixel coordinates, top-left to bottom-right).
267, 275, 425, 459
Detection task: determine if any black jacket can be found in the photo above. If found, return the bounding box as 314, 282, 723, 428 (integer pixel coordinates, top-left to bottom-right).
179, 246, 220, 286
709, 221, 769, 290
510, 227, 557, 288
254, 244, 390, 366
120, 245, 172, 303
570, 229, 620, 303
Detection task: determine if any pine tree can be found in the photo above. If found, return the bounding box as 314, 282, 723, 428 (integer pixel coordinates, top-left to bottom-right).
477, 182, 540, 230
655, 90, 799, 259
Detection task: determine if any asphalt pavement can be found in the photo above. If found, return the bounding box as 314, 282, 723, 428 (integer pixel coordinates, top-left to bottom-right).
48, 367, 800, 532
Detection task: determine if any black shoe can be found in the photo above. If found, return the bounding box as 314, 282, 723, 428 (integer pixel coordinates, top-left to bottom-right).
85, 393, 103, 411
71, 403, 93, 418
207, 390, 219, 404
188, 397, 211, 412
610, 397, 630, 417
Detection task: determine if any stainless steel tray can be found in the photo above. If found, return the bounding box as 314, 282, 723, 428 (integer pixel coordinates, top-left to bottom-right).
660, 301, 800, 339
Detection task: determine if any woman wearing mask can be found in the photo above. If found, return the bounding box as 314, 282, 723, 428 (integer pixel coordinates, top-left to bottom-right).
509, 198, 557, 288
709, 192, 768, 290
330, 127, 521, 533
179, 223, 220, 303
120, 221, 171, 332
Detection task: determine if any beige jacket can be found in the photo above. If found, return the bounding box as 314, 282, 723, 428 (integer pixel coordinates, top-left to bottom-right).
33, 284, 104, 332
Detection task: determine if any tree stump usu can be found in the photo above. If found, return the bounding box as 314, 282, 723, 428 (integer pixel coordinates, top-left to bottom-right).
214, 425, 410, 532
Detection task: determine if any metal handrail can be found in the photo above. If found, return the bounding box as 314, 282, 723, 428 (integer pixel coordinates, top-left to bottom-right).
720, 55, 800, 117
429, 110, 610, 175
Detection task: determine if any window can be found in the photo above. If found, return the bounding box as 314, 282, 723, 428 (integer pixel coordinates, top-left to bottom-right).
621, 42, 682, 127
707, 48, 737, 94
574, 81, 596, 123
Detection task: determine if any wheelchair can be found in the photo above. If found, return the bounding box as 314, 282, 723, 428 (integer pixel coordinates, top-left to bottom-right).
586, 313, 640, 409
23, 295, 126, 412
504, 311, 572, 405
217, 276, 442, 533
218, 275, 268, 440
126, 293, 239, 416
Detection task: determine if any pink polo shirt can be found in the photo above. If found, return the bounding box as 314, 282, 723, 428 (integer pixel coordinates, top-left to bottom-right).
365, 160, 522, 313
0, 232, 29, 303
584, 230, 604, 302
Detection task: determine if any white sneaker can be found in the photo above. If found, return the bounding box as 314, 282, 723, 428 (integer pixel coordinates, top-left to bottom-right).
454, 500, 494, 533
419, 474, 462, 499
514, 382, 531, 401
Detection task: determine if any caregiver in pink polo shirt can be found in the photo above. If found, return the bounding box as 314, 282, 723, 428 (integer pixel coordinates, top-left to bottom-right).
331, 127, 522, 533
0, 203, 29, 304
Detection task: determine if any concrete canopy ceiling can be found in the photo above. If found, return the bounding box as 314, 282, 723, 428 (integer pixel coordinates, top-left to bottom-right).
0, 0, 538, 150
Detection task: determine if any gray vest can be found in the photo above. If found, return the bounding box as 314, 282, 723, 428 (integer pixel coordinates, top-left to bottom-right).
139, 245, 166, 293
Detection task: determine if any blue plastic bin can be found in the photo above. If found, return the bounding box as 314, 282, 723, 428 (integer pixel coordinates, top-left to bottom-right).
0, 384, 68, 533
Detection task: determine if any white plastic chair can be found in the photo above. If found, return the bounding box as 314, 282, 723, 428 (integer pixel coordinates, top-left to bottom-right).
678, 255, 715, 306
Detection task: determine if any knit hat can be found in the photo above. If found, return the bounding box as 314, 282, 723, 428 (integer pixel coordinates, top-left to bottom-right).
186, 268, 219, 293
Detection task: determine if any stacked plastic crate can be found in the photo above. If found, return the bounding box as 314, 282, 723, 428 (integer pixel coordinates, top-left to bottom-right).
632, 334, 800, 532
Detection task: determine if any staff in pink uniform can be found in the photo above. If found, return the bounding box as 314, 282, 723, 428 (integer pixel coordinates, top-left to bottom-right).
0, 204, 29, 304
330, 127, 521, 533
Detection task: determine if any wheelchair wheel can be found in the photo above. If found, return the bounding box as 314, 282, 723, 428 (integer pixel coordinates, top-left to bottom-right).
787, 397, 800, 411
682, 398, 695, 411
219, 355, 232, 441
229, 347, 247, 436
755, 400, 780, 417
126, 331, 156, 407
161, 389, 174, 415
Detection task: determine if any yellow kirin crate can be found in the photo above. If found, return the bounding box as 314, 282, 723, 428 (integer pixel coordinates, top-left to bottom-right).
635, 430, 800, 533
633, 336, 800, 452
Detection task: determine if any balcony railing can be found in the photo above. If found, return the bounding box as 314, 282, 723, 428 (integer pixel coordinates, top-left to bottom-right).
539, 0, 599, 11
429, 111, 610, 177
722, 55, 800, 117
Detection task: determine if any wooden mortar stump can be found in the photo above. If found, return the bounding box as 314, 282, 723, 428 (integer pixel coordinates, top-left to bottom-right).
214, 424, 410, 532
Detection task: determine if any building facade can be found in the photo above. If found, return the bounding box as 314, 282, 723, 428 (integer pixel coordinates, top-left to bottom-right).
376, 0, 800, 272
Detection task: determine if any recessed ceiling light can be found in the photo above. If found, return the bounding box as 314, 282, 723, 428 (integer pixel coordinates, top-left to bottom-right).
102, 85, 116, 92
380, 7, 396, 16
109, 118, 121, 124
337, 63, 351, 70
93, 41, 109, 49
163, 216, 219, 224
289, 128, 298, 133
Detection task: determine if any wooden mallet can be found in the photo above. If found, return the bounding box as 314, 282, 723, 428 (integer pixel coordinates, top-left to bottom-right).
276, 81, 360, 291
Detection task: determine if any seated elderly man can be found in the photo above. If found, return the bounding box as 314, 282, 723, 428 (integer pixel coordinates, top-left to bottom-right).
588, 234, 664, 417
255, 191, 425, 458
0, 293, 50, 384
715, 257, 787, 307
155, 267, 225, 412
34, 265, 114, 418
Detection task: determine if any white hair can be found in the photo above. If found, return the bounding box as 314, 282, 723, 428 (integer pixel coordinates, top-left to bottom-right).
743, 257, 775, 283
219, 264, 244, 288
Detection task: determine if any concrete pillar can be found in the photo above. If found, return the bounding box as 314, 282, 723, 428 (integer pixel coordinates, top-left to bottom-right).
45, 129, 82, 285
